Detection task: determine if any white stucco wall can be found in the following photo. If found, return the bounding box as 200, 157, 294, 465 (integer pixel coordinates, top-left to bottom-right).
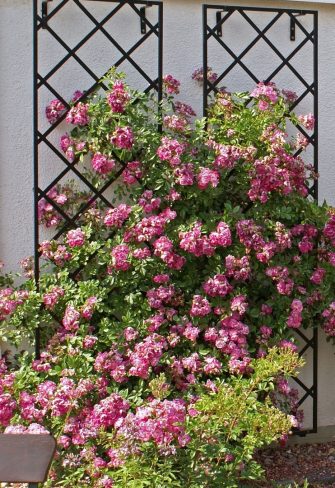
1, 0, 335, 428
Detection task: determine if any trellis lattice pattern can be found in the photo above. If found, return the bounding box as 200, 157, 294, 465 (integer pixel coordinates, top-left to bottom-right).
33, 0, 163, 353
203, 4, 318, 434
33, 0, 319, 434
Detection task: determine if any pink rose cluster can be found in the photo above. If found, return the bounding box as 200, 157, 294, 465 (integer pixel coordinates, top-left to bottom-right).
157, 136, 185, 167
94, 334, 167, 381
0, 289, 29, 322
323, 214, 335, 246
116, 399, 190, 452
266, 266, 294, 297
153, 236, 186, 270
206, 140, 246, 170
91, 153, 116, 175
282, 89, 298, 104
163, 75, 180, 95
236, 220, 277, 264
110, 126, 134, 150
163, 115, 188, 133
251, 81, 279, 111
174, 163, 195, 186
60, 134, 75, 162
204, 315, 251, 375
138, 190, 161, 214
287, 299, 303, 329
4, 423, 49, 434
225, 255, 251, 281
45, 99, 66, 125
197, 167, 220, 190
248, 125, 308, 203
248, 153, 308, 203
81, 296, 98, 320
66, 228, 85, 248
39, 240, 72, 267
43, 286, 65, 310
20, 257, 34, 279
298, 114, 315, 131
38, 186, 68, 228
122, 160, 143, 185
88, 394, 130, 429
124, 208, 177, 244
274, 378, 303, 428
104, 204, 132, 228
192, 67, 218, 85
322, 302, 335, 336
60, 134, 86, 163
0, 393, 17, 426
107, 81, 131, 113
147, 285, 176, 310
45, 90, 84, 125
109, 244, 131, 272
203, 274, 232, 297
66, 102, 90, 126
179, 221, 232, 257
174, 101, 196, 118
190, 295, 211, 317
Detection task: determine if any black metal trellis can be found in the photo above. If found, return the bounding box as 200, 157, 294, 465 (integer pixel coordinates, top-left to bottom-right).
33, 0, 163, 356
32, 0, 319, 435
203, 4, 318, 434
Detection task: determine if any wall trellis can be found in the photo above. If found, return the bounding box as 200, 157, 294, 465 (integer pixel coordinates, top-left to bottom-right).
33, 0, 319, 435
33, 0, 163, 355
203, 4, 318, 434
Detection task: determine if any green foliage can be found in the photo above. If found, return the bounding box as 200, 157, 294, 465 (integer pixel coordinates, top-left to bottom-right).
0, 71, 332, 488
177, 348, 304, 488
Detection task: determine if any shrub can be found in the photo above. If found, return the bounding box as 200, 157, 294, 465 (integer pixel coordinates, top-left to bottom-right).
0, 70, 334, 486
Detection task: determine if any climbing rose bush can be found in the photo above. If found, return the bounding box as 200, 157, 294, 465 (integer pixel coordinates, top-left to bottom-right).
0, 69, 334, 487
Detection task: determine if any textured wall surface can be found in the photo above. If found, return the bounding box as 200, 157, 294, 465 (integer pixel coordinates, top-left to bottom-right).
0, 0, 335, 428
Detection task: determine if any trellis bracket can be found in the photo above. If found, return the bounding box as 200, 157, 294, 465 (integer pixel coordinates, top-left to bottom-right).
41, 0, 53, 28
290, 12, 306, 41
140, 3, 153, 34
216, 9, 227, 37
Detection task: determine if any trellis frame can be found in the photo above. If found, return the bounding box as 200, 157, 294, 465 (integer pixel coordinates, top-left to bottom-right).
203, 4, 318, 434
33, 0, 163, 356
32, 0, 319, 435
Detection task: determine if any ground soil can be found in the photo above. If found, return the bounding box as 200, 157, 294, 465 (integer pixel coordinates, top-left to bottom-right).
250, 440, 335, 487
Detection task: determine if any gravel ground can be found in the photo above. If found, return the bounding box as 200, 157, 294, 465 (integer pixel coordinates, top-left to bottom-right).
250, 441, 335, 487
2, 442, 335, 488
